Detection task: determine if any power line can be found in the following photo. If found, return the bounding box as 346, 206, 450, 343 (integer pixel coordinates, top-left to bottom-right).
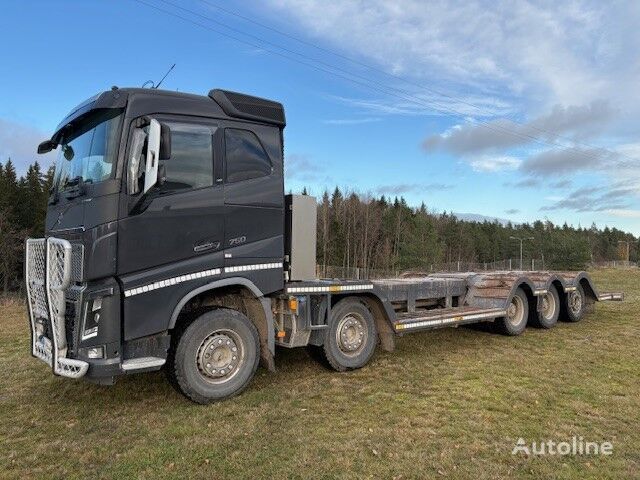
154, 0, 600, 157
198, 0, 635, 163
132, 0, 626, 165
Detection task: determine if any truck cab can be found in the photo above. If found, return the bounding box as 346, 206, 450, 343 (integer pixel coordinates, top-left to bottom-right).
27, 87, 288, 399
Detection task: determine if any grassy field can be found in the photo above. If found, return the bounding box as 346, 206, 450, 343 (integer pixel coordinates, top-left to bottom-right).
1, 269, 638, 479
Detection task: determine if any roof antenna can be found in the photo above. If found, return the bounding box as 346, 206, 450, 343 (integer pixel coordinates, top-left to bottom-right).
153, 63, 176, 89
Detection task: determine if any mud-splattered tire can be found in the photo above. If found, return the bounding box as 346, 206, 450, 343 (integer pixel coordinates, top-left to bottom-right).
496, 287, 529, 336
563, 283, 586, 323
322, 298, 377, 372
531, 285, 560, 329
167, 308, 259, 404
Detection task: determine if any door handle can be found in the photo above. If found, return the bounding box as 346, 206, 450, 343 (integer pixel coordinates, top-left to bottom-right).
193, 240, 220, 253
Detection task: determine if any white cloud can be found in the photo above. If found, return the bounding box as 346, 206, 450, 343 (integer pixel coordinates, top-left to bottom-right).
606, 209, 640, 219
375, 182, 452, 194
265, 0, 638, 108
262, 0, 640, 230
423, 101, 617, 155
469, 155, 521, 172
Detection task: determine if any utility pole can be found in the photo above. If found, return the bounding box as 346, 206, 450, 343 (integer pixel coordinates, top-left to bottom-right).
510, 236, 534, 270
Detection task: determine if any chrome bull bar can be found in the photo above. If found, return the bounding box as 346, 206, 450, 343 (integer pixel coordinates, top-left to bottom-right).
25, 237, 88, 378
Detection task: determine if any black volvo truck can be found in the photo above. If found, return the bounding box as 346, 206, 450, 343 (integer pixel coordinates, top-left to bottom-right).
25, 87, 623, 403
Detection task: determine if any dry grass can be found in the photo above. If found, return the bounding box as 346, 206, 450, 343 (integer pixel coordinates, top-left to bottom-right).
1, 269, 639, 479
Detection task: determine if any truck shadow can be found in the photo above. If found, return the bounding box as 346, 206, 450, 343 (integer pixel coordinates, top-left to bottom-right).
35, 346, 321, 408
34, 323, 508, 408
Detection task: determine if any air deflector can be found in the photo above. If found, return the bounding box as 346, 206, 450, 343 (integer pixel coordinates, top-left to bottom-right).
209, 89, 286, 127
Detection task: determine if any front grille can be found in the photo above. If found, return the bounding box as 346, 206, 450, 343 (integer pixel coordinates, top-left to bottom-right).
64, 285, 84, 356
64, 300, 77, 355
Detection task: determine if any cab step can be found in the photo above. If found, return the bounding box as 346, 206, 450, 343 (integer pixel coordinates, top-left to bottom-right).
121, 357, 166, 372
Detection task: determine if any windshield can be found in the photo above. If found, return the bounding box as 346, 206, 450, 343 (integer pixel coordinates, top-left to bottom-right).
52, 109, 123, 193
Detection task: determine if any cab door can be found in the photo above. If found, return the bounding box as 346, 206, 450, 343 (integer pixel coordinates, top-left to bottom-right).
118, 120, 224, 276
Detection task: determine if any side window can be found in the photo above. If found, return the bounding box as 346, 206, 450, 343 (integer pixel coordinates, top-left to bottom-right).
159, 123, 214, 194
225, 128, 273, 183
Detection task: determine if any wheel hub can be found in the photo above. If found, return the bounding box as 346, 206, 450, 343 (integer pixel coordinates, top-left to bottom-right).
541, 293, 555, 319
197, 333, 241, 381
336, 315, 366, 354
507, 295, 524, 325
569, 291, 582, 315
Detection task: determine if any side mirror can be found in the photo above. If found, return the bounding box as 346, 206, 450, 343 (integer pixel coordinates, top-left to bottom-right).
143, 119, 161, 194
38, 139, 56, 154
142, 119, 171, 194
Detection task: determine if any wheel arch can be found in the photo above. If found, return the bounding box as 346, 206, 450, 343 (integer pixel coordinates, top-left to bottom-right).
357, 293, 396, 352
575, 272, 599, 302
326, 292, 396, 352
168, 277, 275, 371
509, 277, 537, 311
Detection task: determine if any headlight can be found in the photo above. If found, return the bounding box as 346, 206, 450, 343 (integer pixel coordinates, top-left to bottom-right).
79, 345, 105, 359
86, 346, 104, 359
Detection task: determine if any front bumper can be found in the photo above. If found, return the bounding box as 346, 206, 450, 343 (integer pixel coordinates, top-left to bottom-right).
25, 237, 93, 379
33, 335, 89, 378
26, 236, 165, 382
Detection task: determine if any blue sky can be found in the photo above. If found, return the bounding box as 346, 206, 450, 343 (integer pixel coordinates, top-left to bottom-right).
1, 0, 638, 234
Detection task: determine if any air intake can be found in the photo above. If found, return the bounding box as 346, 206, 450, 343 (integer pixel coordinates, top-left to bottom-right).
209, 89, 286, 127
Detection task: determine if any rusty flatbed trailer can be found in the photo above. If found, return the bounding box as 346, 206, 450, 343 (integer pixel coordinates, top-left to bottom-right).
276, 270, 623, 355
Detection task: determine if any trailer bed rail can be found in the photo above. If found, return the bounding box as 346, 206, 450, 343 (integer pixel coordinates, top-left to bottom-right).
394, 306, 506, 332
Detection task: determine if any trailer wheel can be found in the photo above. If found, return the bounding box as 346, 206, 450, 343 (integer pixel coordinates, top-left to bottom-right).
496, 287, 529, 336
531, 285, 560, 329
563, 284, 586, 322
167, 308, 259, 404
322, 298, 377, 372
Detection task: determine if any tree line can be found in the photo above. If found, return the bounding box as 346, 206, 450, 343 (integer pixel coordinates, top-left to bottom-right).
0, 159, 637, 293
0, 159, 53, 292
314, 187, 638, 274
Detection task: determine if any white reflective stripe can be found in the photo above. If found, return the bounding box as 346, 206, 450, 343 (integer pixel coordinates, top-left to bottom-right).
533, 289, 547, 296
565, 286, 577, 292
225, 262, 283, 273
125, 267, 223, 297
124, 262, 284, 298
286, 284, 374, 294
396, 310, 506, 330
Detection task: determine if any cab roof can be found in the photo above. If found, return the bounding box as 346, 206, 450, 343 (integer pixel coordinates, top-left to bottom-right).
52, 86, 285, 141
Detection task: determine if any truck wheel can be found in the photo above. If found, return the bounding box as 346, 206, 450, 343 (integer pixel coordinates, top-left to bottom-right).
532, 285, 560, 329
496, 287, 529, 336
563, 284, 586, 322
167, 308, 259, 404
322, 298, 377, 372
